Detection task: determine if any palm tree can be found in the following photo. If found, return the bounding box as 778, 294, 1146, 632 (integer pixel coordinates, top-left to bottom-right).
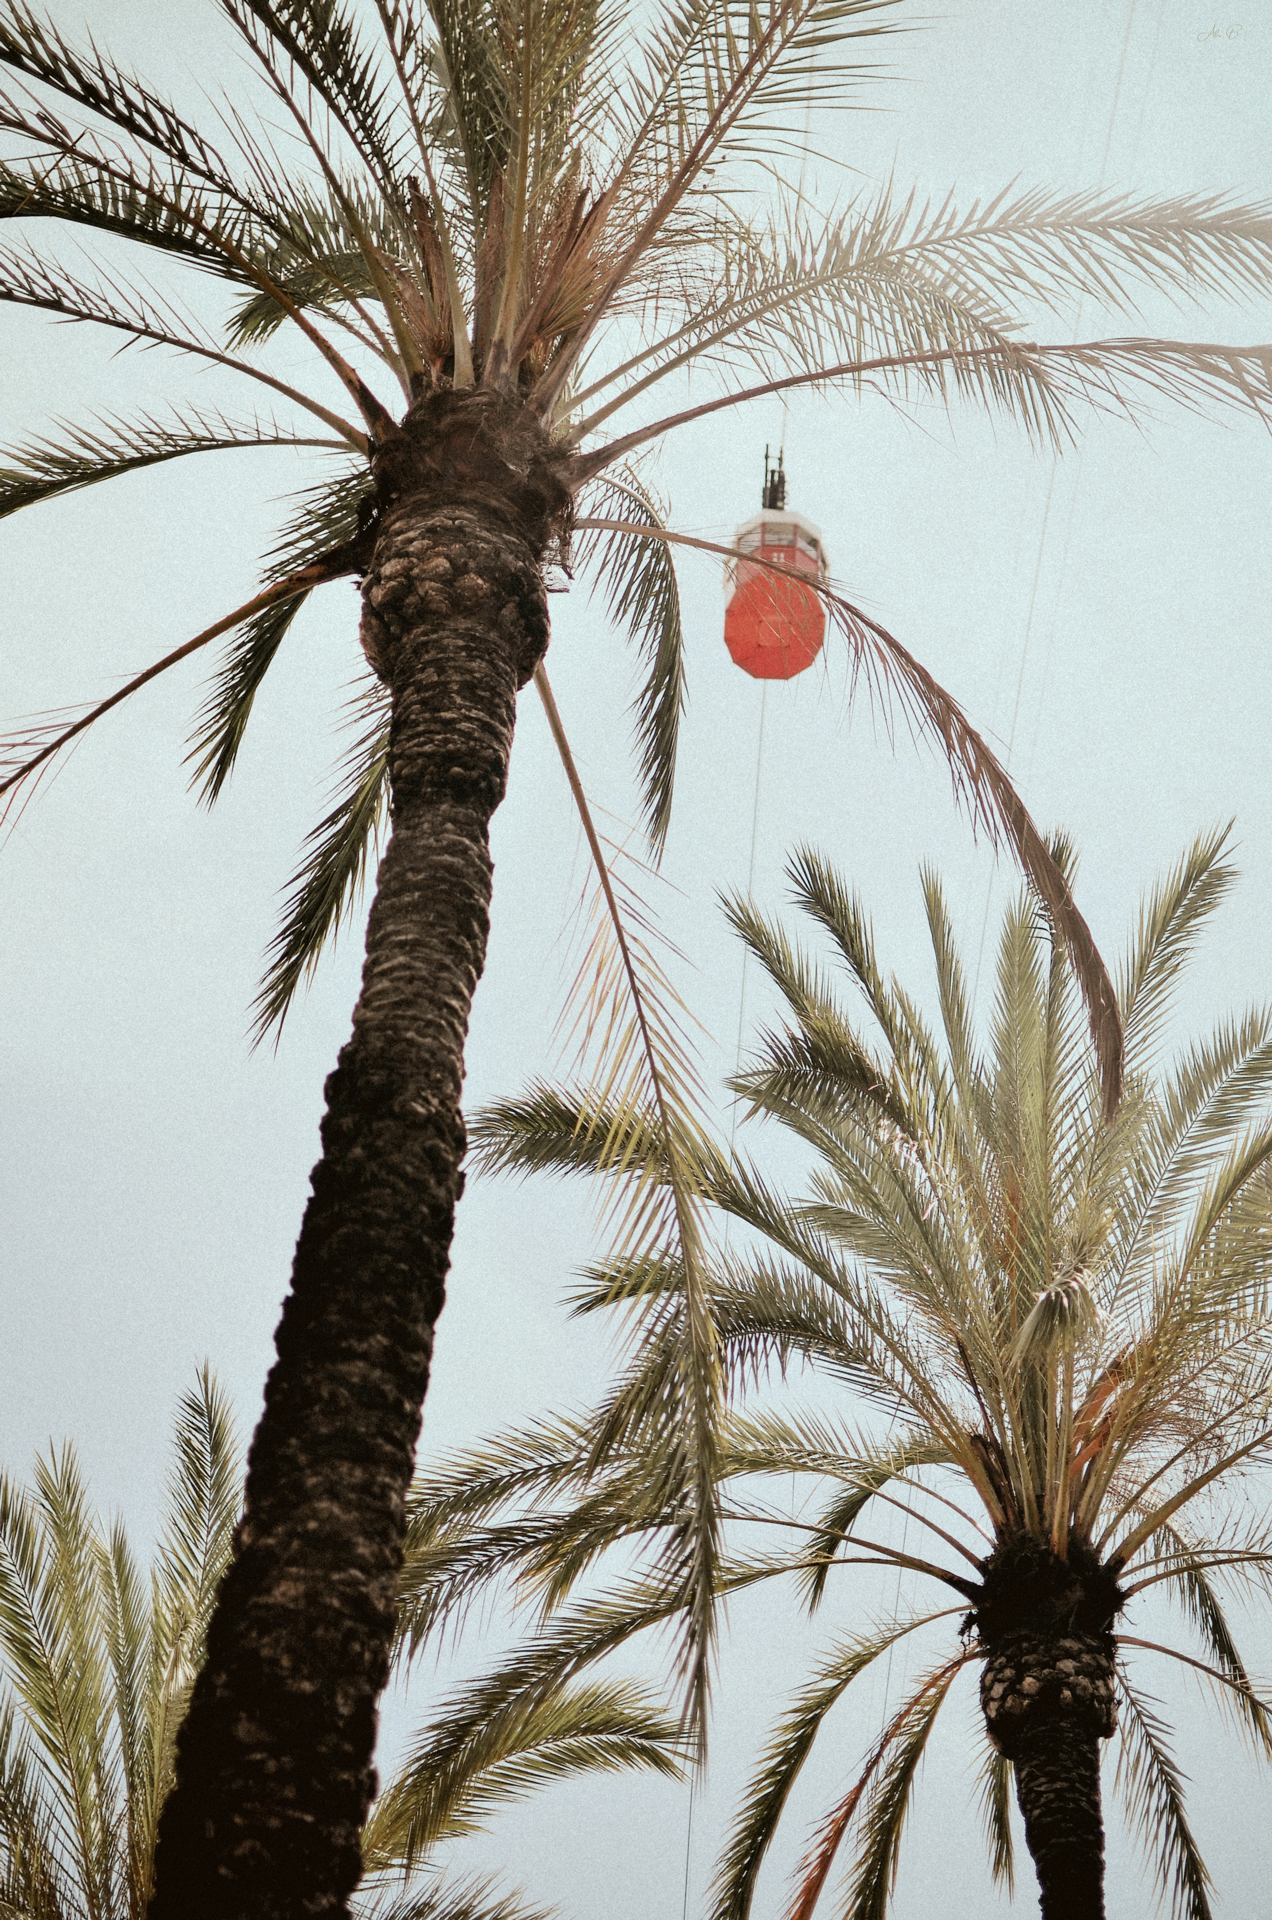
4, 3, 1272, 1908
0, 1373, 685, 1920
442, 829, 1272, 1918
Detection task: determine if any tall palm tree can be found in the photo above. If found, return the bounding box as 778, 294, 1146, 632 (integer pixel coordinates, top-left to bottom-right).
0, 1374, 685, 1920
445, 830, 1272, 1918
4, 3, 1272, 1909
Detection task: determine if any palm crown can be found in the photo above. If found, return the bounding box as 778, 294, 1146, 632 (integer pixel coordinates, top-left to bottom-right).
422, 830, 1272, 1918
5, 0, 1272, 966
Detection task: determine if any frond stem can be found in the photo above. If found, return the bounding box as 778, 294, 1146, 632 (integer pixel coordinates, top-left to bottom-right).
0, 562, 342, 808
1119, 1635, 1271, 1709
576, 335, 1272, 468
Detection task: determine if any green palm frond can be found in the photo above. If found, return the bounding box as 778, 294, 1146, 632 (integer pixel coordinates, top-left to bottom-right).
709, 1610, 958, 1920
1118, 827, 1236, 1063
187, 462, 373, 804
0, 410, 334, 521
405, 1416, 595, 1550
0, 4, 246, 194
153, 1371, 241, 1646
96, 1519, 148, 1903
575, 468, 685, 855
795, 1651, 967, 1920
218, 177, 408, 346
253, 678, 390, 1039
1, 1378, 690, 1920
0, 1376, 241, 1920
531, 676, 724, 1739
0, 1698, 68, 1920
1144, 1521, 1272, 1752
721, 891, 910, 1136
219, 0, 410, 209
1113, 1676, 1212, 1920
0, 140, 258, 273
356, 1879, 552, 1920
362, 1677, 686, 1874
975, 1739, 1014, 1892
1106, 1011, 1272, 1325
0, 1454, 114, 1920
0, 236, 365, 445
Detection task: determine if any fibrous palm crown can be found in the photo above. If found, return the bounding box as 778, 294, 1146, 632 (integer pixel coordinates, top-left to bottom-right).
6, 0, 1272, 1042
418, 831, 1272, 1919
0, 1375, 687, 1920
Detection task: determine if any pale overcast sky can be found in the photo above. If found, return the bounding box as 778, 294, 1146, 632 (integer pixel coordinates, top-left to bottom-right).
3, 2, 1272, 1914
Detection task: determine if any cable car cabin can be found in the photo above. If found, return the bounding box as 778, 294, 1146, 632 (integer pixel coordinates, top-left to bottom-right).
723, 451, 828, 680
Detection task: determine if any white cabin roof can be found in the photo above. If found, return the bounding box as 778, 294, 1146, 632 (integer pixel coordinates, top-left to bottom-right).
732, 505, 827, 549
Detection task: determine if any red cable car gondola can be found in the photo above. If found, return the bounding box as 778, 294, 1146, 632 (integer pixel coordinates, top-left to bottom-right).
723, 449, 828, 680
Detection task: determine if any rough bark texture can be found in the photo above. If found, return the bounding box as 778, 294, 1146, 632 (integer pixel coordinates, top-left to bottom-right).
972, 1534, 1122, 1920
149, 391, 570, 1920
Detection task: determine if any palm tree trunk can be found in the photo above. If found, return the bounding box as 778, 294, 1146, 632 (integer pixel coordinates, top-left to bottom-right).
150, 394, 567, 1920
980, 1631, 1117, 1920
1010, 1714, 1107, 1919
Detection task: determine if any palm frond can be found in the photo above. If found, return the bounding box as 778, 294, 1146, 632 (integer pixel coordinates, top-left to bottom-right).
882, 187, 1272, 317
575, 468, 685, 855
95, 1518, 148, 1904
356, 1878, 553, 1920
253, 677, 390, 1039
791, 1650, 967, 1920
591, 333, 1272, 472
709, 1609, 958, 1920
0, 409, 333, 521
1118, 829, 1235, 1062
0, 566, 346, 827
1145, 1520, 1272, 1752
975, 1739, 1014, 1892
0, 237, 366, 445
219, 0, 409, 210
533, 669, 723, 1741
0, 1453, 114, 1919
362, 1677, 686, 1874
0, 139, 260, 274
0, 1698, 71, 1920
577, 207, 1076, 446
153, 1370, 241, 1647
1113, 1675, 1212, 1920
404, 1416, 594, 1549
0, 4, 244, 194
187, 462, 373, 803
721, 891, 910, 1138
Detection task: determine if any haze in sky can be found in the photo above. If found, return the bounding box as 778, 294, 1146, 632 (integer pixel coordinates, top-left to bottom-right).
2, 2, 1271, 1913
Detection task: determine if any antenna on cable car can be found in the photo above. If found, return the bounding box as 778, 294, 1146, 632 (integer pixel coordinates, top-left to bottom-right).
761, 445, 787, 511
723, 451, 828, 680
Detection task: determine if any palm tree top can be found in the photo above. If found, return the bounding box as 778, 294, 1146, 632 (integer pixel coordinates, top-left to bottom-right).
4, 0, 1272, 1096
4, 0, 1272, 1072
423, 828, 1272, 1916
0, 1373, 688, 1920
